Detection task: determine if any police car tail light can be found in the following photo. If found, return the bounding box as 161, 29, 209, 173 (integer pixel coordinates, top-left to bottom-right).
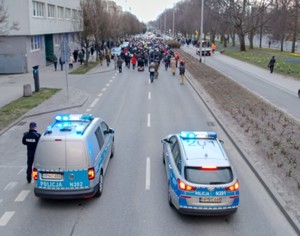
32, 168, 38, 180
177, 179, 196, 191
226, 180, 239, 191
201, 166, 217, 170
88, 168, 95, 180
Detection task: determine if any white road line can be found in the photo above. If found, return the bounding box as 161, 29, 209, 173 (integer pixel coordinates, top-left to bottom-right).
106, 83, 110, 87
98, 93, 103, 97
112, 76, 115, 79
86, 108, 91, 112
89, 98, 99, 108
145, 158, 151, 190
4, 182, 17, 191
102, 87, 107, 92
0, 199, 3, 204
15, 190, 30, 202
17, 168, 25, 175
0, 211, 15, 226
109, 79, 113, 82
147, 113, 151, 127
148, 92, 151, 100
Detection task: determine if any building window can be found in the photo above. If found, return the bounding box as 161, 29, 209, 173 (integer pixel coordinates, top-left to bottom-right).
48, 4, 55, 18
65, 8, 71, 19
31, 35, 42, 51
33, 1, 45, 17
57, 6, 64, 19
72, 9, 78, 21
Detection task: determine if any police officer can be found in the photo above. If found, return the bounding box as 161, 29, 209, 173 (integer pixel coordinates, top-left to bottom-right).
22, 122, 41, 183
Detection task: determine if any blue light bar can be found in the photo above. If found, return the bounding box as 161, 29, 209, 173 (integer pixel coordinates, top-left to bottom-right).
76, 125, 84, 134
55, 114, 94, 122
179, 131, 217, 139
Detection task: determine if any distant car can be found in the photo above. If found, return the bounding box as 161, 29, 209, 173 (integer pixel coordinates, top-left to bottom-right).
111, 47, 122, 59
161, 131, 239, 215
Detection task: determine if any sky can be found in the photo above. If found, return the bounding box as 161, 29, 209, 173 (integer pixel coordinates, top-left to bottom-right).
113, 0, 180, 23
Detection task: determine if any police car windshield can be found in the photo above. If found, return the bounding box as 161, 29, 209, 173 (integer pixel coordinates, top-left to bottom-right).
185, 167, 233, 185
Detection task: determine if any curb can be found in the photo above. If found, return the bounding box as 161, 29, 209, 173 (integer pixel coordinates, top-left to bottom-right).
185, 71, 300, 235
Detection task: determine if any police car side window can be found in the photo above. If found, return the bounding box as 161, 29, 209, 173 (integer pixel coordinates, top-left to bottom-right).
95, 127, 104, 149
171, 138, 182, 174
100, 122, 109, 141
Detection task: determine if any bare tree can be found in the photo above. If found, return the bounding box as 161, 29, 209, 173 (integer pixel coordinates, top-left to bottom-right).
0, 0, 18, 36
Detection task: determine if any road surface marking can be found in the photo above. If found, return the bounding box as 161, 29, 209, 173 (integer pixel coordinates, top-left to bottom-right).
86, 108, 91, 112
102, 87, 107, 92
90, 98, 99, 108
148, 92, 151, 100
17, 168, 25, 175
106, 83, 110, 87
15, 190, 30, 202
109, 80, 113, 82
0, 211, 15, 226
147, 113, 151, 127
98, 93, 103, 97
4, 182, 17, 191
145, 158, 151, 190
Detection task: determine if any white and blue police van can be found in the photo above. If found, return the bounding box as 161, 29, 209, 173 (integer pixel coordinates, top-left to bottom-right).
161, 131, 239, 215
33, 114, 115, 199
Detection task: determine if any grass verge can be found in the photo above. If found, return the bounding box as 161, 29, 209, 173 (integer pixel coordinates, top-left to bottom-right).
0, 88, 60, 131
69, 62, 99, 74
216, 42, 300, 79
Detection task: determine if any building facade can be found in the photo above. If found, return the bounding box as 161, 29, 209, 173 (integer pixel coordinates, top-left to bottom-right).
0, 0, 82, 74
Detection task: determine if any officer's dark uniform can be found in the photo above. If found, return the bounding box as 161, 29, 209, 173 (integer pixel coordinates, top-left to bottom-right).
22, 122, 41, 183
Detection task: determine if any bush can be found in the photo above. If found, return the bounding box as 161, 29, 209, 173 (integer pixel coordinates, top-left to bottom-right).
165, 40, 181, 49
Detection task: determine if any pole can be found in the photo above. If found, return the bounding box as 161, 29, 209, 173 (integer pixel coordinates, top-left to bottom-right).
164, 10, 166, 35
199, 0, 204, 63
173, 5, 175, 38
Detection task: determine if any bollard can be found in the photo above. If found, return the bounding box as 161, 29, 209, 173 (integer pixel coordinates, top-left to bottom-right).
32, 65, 40, 92
23, 84, 32, 97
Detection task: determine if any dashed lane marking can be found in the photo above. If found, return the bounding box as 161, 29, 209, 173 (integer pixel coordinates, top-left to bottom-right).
0, 211, 15, 226
102, 87, 107, 92
86, 108, 92, 112
106, 83, 110, 87
15, 190, 30, 202
148, 92, 151, 100
4, 182, 17, 191
89, 98, 99, 108
147, 113, 151, 127
145, 157, 151, 190
98, 93, 103, 97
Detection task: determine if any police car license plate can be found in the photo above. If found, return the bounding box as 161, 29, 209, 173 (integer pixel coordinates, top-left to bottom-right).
200, 197, 222, 203
42, 173, 62, 180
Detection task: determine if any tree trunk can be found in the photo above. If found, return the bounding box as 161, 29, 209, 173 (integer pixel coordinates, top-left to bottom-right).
248, 30, 254, 49
239, 33, 246, 51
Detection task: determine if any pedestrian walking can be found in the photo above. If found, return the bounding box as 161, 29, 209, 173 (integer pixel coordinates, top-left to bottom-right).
59, 57, 64, 71
53, 54, 57, 71
179, 61, 185, 84
78, 50, 84, 65
131, 55, 137, 70
268, 56, 276, 73
170, 56, 176, 76
22, 122, 41, 183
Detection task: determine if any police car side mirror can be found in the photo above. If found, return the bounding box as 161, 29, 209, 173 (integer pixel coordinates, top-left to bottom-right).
161, 138, 172, 144
219, 139, 224, 144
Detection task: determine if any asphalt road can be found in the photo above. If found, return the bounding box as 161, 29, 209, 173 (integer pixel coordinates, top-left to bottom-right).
0, 62, 297, 235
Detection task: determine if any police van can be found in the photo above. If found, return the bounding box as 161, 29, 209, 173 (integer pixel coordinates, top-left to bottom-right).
33, 114, 115, 199
161, 131, 239, 215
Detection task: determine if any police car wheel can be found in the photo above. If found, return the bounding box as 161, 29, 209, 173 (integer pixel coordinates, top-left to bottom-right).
168, 183, 173, 207
95, 173, 103, 197
110, 141, 114, 158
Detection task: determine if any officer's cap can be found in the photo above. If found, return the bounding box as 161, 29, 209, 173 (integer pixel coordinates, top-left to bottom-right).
29, 122, 37, 128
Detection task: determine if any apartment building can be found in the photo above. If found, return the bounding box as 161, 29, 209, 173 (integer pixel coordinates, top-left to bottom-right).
0, 0, 82, 74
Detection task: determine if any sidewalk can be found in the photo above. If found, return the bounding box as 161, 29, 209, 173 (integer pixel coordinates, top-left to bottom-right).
0, 60, 114, 135
181, 45, 300, 96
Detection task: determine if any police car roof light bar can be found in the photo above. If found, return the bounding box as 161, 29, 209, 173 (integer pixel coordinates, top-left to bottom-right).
179, 131, 217, 139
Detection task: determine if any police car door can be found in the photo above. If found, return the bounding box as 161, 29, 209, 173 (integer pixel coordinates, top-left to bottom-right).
100, 121, 111, 172
166, 136, 178, 181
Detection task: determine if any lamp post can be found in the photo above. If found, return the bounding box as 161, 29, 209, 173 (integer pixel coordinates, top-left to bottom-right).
172, 3, 175, 38
164, 10, 166, 35
199, 0, 204, 63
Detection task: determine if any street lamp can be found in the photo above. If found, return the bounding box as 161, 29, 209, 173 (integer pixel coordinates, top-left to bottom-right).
172, 4, 175, 38
199, 0, 204, 63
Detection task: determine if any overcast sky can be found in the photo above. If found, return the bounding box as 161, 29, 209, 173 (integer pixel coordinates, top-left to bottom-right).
113, 0, 180, 23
